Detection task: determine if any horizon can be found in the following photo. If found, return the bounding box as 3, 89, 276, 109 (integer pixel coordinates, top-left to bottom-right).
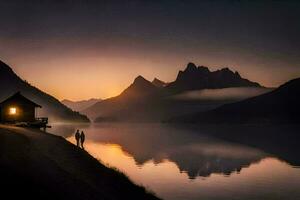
1, 0, 300, 101
4, 60, 292, 102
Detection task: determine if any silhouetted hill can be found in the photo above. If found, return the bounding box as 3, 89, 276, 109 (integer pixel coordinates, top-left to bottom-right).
0, 60, 89, 123
169, 78, 300, 123
83, 75, 165, 121
166, 62, 261, 93
152, 78, 167, 88
0, 125, 159, 200
62, 98, 101, 112
120, 75, 161, 99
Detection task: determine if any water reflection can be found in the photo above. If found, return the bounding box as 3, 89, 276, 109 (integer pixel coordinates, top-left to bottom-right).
49, 123, 300, 200
51, 123, 268, 178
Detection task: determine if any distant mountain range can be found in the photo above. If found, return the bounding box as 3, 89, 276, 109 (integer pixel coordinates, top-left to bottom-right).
3, 59, 290, 124
0, 60, 89, 123
83, 63, 269, 122
169, 78, 300, 123
166, 62, 261, 93
62, 98, 101, 112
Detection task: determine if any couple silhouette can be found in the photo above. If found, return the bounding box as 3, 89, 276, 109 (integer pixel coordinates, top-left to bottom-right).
75, 130, 85, 149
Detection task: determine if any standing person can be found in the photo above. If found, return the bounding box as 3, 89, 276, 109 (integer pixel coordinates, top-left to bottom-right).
80, 131, 85, 149
75, 130, 80, 147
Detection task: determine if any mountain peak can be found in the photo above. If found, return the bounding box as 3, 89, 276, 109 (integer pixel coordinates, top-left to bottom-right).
220, 67, 233, 73
0, 59, 8, 66
62, 98, 102, 112
153, 77, 161, 82
133, 75, 148, 84
152, 78, 166, 88
0, 59, 23, 83
0, 60, 14, 73
168, 62, 262, 93
131, 75, 154, 88
120, 75, 159, 98
185, 62, 197, 72
216, 68, 245, 80
234, 71, 241, 78
197, 65, 210, 72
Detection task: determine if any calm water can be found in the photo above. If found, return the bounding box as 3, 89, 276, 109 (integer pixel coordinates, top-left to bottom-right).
50, 123, 300, 200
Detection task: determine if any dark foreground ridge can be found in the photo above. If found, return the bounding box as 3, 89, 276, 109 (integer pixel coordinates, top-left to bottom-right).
0, 125, 160, 200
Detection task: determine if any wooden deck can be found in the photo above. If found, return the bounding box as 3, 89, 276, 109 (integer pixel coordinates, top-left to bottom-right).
16, 117, 51, 129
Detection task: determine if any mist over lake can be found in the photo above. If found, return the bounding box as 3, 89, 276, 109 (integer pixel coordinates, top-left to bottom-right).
171, 87, 273, 101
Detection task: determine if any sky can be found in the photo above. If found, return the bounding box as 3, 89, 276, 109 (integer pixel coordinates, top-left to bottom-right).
0, 0, 300, 101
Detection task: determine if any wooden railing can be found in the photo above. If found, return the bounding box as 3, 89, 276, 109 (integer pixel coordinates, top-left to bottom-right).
35, 117, 48, 124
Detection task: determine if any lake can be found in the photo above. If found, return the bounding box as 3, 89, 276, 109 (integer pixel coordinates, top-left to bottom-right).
49, 123, 300, 200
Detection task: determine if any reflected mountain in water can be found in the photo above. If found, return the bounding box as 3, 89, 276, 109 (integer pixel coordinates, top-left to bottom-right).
51, 123, 270, 179
167, 144, 266, 178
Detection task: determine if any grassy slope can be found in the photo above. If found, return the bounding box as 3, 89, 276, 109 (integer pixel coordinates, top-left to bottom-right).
0, 125, 160, 200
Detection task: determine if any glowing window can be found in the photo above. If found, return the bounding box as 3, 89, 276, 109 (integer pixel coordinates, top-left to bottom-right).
9, 107, 17, 115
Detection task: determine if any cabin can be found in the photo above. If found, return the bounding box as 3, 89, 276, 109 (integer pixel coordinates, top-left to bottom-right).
0, 92, 42, 123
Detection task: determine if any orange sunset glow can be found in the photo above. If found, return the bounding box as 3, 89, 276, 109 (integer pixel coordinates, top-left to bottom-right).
1, 0, 300, 101
1, 1, 300, 200
2, 49, 299, 101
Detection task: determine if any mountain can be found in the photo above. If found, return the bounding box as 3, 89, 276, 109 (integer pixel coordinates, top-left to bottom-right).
120, 75, 161, 99
83, 63, 267, 122
166, 62, 261, 93
152, 78, 167, 88
61, 98, 101, 112
0, 60, 89, 123
169, 78, 300, 123
82, 75, 164, 121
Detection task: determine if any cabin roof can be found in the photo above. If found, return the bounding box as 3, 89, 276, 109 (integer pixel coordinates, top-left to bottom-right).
0, 92, 42, 108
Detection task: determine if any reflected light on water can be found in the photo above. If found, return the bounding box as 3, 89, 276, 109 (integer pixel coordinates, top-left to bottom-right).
67, 137, 300, 200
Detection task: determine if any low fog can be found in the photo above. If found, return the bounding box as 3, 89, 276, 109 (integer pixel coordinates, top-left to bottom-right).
171, 87, 273, 101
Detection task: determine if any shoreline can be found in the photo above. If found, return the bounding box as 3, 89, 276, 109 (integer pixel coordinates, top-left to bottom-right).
0, 125, 160, 200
